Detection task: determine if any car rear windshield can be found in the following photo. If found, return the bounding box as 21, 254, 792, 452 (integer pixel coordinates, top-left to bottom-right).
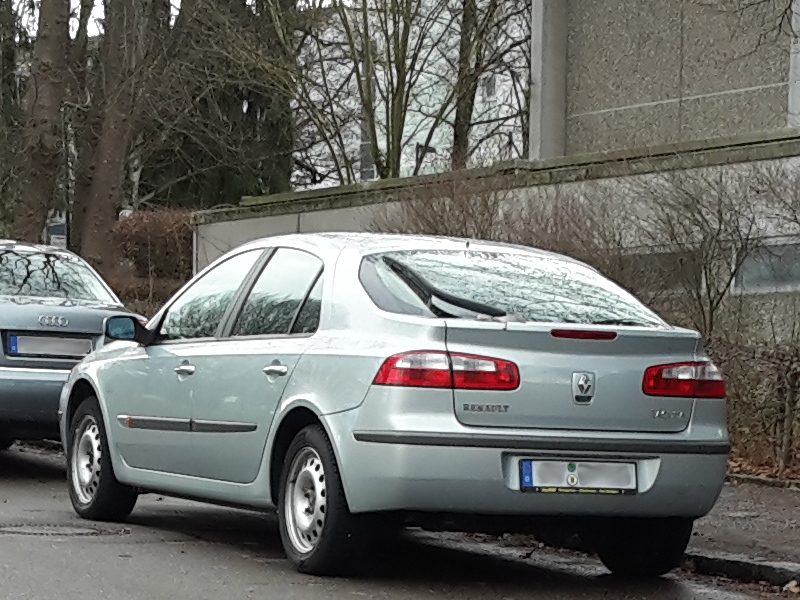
0, 249, 117, 303
359, 249, 664, 327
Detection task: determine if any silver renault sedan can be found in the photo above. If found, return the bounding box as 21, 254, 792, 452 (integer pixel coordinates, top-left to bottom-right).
58, 233, 729, 578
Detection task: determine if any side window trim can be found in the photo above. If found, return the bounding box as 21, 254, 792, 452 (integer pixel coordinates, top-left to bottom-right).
288, 268, 323, 335
151, 248, 269, 346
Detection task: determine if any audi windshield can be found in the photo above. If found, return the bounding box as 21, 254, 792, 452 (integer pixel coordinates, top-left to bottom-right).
0, 248, 118, 303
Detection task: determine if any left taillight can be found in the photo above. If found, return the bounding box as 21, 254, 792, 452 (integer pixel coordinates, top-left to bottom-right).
373, 351, 520, 391
643, 362, 726, 399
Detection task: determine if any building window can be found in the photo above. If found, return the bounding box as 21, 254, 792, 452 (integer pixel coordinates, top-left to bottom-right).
481, 74, 496, 100
617, 247, 703, 295
735, 243, 800, 293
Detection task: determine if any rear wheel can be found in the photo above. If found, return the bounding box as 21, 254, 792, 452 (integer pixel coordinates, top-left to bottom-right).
589, 517, 693, 578
277, 424, 371, 576
67, 397, 137, 521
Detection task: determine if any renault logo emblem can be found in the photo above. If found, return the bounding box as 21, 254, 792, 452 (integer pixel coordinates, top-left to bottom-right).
572, 372, 596, 404
39, 315, 69, 327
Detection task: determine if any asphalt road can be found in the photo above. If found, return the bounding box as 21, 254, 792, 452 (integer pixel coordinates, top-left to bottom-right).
0, 446, 777, 600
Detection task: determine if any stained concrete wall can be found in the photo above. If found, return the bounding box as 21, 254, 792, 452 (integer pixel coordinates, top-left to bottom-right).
195, 205, 392, 268
564, 0, 791, 155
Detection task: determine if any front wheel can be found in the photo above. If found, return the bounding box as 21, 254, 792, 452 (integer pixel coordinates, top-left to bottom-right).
67, 397, 138, 521
589, 517, 693, 578
277, 424, 370, 576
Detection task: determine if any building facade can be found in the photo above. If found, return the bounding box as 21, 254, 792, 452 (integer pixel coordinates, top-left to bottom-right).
530, 0, 796, 159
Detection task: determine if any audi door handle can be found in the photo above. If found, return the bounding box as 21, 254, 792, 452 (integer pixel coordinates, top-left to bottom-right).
263, 364, 289, 377
174, 365, 196, 376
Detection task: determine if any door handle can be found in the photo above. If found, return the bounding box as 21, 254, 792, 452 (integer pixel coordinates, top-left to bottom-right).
174, 365, 196, 376
263, 364, 289, 377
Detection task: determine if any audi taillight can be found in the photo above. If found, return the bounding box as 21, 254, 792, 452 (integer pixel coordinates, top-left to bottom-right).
373, 351, 520, 391
643, 362, 726, 399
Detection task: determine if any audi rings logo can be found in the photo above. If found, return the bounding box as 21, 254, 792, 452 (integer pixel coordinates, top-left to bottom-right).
39, 315, 69, 327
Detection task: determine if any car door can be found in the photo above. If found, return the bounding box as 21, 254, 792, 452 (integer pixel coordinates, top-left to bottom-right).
102, 248, 265, 476
184, 247, 325, 483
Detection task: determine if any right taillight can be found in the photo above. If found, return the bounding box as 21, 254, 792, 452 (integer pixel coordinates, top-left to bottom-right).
373, 351, 520, 391
643, 362, 726, 399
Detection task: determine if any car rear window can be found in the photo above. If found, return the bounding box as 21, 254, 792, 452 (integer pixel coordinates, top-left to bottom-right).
0, 249, 117, 303
359, 249, 664, 327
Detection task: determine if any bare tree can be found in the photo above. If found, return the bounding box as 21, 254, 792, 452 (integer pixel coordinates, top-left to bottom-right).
451, 0, 528, 170
14, 0, 69, 243
271, 0, 529, 186
77, 0, 154, 272
717, 0, 797, 46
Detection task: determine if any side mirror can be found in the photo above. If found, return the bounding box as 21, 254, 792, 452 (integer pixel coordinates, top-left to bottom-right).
104, 316, 152, 346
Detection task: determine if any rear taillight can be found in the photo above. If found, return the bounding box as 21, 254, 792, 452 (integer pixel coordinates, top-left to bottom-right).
374, 351, 520, 391
643, 362, 726, 399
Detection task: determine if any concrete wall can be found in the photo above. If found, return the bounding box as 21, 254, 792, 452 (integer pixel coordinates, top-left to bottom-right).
194, 131, 800, 271
563, 0, 791, 155
195, 205, 392, 268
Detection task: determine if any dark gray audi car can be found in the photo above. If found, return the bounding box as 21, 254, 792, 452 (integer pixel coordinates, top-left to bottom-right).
1, 240, 137, 447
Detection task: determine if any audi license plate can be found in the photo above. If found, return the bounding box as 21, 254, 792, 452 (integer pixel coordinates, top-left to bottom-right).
520, 460, 637, 495
8, 335, 92, 358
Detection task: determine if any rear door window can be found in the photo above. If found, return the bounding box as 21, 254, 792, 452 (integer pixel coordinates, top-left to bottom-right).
359, 249, 663, 327
290, 276, 323, 335
232, 248, 323, 337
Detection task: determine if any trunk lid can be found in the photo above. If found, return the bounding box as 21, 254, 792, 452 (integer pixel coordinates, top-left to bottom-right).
446, 320, 702, 433
0, 295, 132, 370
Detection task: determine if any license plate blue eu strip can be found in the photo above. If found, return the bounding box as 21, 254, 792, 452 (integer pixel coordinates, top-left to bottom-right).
8, 335, 18, 355
521, 460, 534, 488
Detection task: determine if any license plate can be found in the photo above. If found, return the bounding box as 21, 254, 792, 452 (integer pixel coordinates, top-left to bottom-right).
8, 335, 93, 358
520, 460, 637, 495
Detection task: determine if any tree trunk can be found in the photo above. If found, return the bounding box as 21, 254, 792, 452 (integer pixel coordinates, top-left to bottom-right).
452, 0, 478, 170
14, 0, 69, 242
0, 0, 17, 123
78, 0, 151, 274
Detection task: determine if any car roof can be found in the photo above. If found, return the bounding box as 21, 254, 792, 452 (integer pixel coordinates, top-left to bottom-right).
0, 239, 77, 257
238, 232, 586, 266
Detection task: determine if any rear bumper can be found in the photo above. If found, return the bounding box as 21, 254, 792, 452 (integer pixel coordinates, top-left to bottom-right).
329, 417, 728, 519
353, 431, 730, 455
0, 366, 69, 433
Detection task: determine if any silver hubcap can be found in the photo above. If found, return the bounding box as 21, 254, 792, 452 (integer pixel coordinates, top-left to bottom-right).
284, 447, 327, 554
71, 417, 102, 505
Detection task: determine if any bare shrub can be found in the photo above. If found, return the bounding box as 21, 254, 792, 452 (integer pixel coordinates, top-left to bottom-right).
106, 274, 185, 319
112, 209, 193, 281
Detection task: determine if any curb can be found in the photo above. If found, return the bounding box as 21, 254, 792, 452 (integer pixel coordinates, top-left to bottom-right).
531, 533, 800, 587
726, 473, 800, 490
684, 550, 800, 587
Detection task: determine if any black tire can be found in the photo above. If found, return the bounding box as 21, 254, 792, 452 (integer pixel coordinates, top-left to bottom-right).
0, 438, 13, 451
67, 397, 137, 521
277, 424, 371, 576
589, 517, 693, 578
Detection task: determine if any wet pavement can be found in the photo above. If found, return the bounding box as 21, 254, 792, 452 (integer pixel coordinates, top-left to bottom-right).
692, 482, 800, 564
0, 445, 789, 600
